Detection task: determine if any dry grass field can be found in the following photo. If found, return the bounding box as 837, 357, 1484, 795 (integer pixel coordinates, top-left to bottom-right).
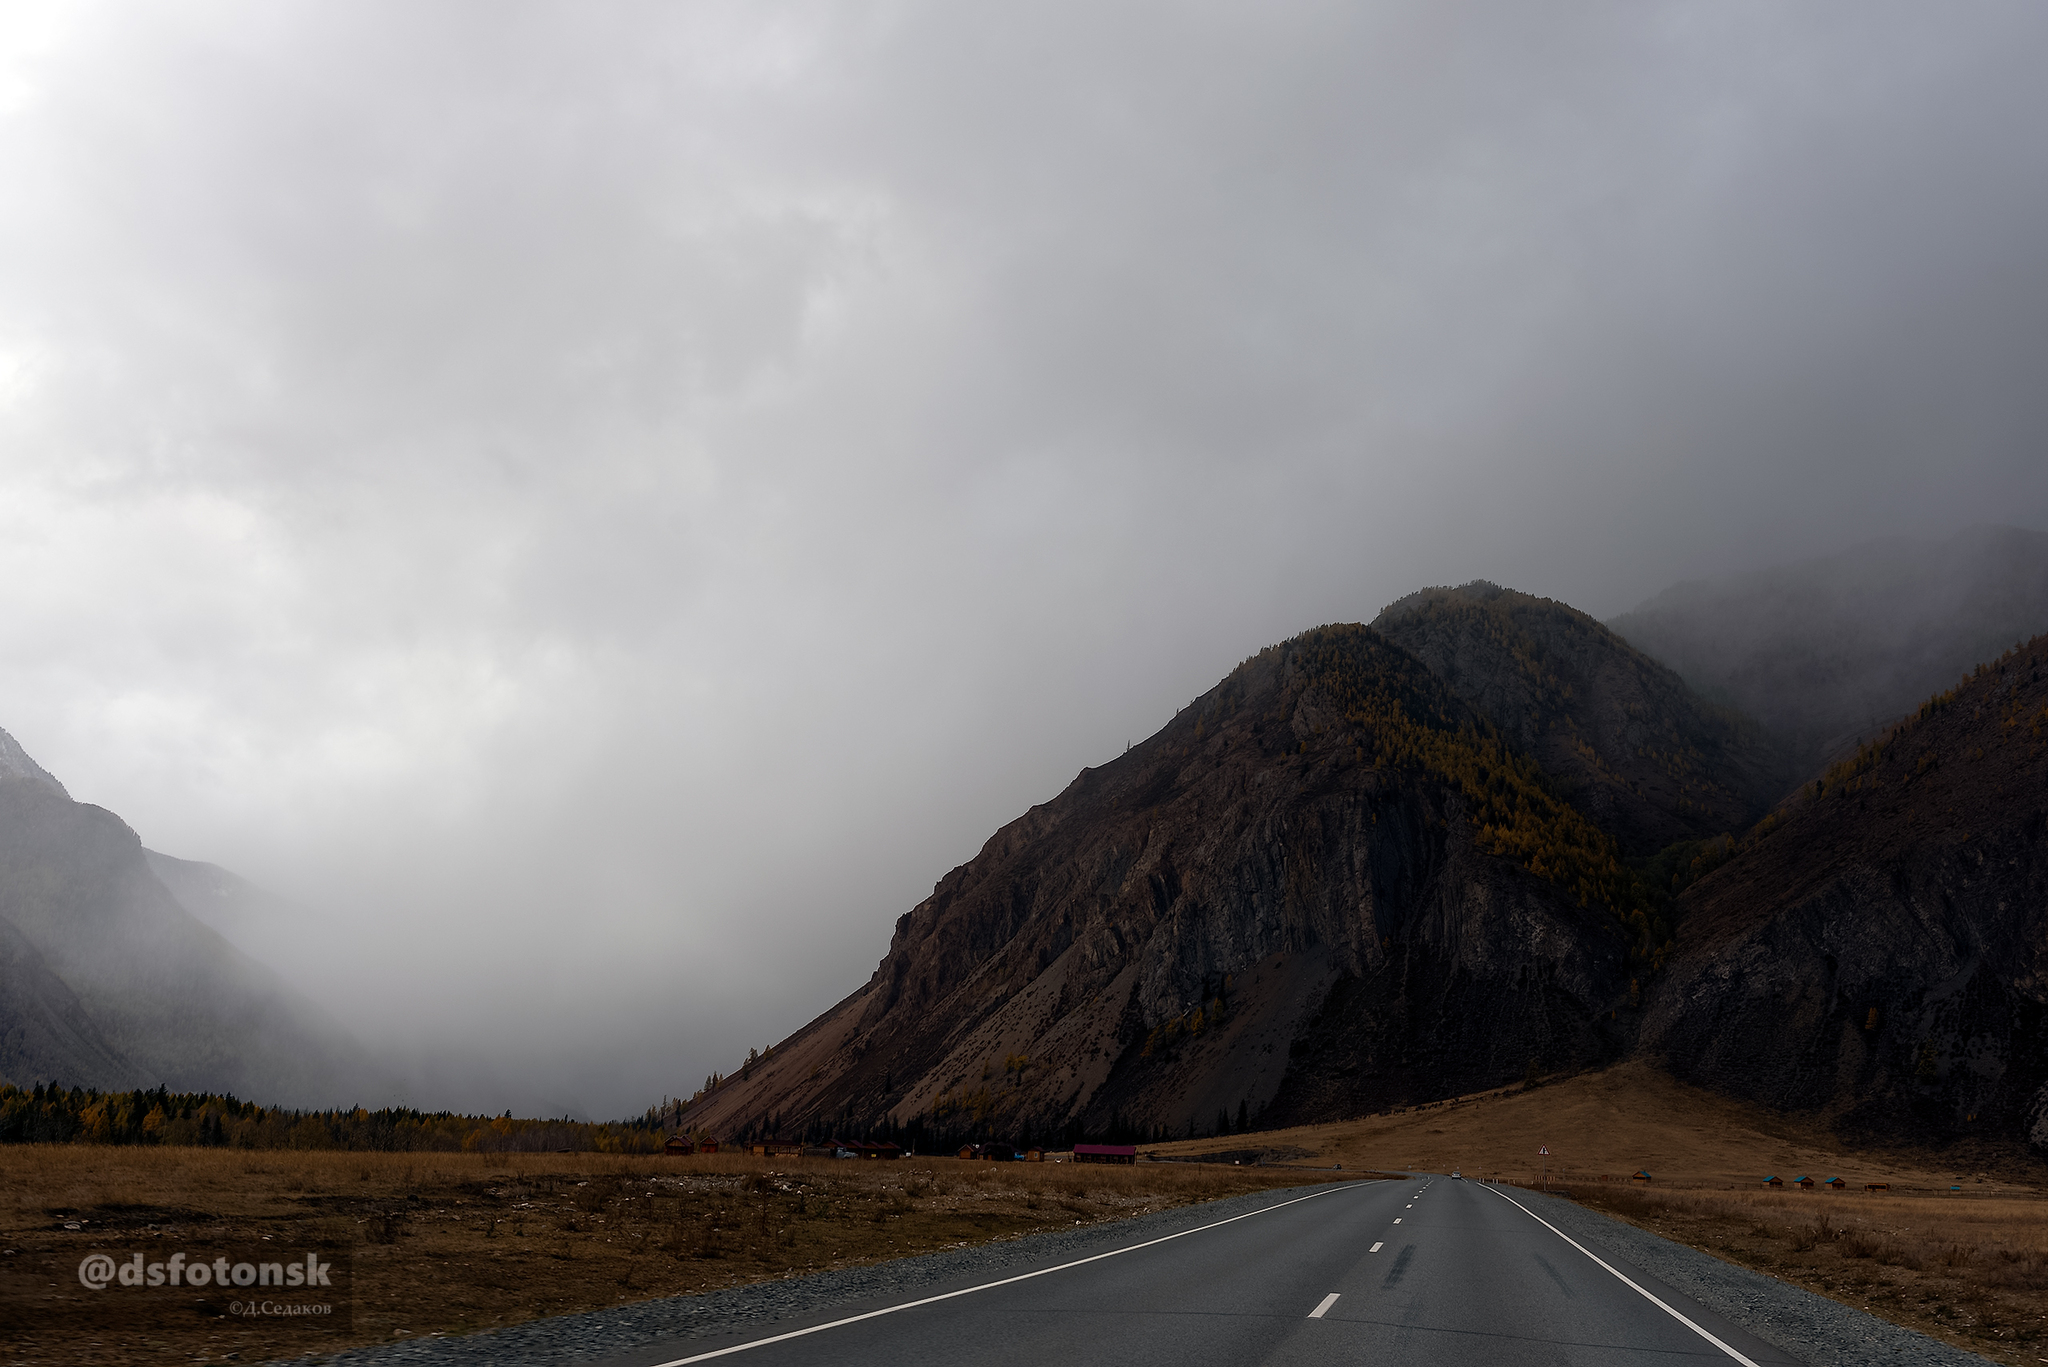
1572, 1184, 2048, 1363
0, 1145, 1329, 1366
1147, 1060, 2048, 1362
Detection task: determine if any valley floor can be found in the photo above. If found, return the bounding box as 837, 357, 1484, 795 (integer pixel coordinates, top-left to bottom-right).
5, 1062, 2042, 1365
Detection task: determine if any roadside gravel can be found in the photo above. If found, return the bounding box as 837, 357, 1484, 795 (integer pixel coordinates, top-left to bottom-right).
1512, 1185, 1991, 1366
298, 1177, 1991, 1367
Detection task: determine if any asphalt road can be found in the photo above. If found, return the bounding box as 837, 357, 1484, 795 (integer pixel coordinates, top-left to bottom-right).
606, 1176, 1805, 1367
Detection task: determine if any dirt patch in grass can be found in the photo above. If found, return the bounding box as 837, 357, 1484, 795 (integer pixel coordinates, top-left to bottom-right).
0, 1146, 1331, 1365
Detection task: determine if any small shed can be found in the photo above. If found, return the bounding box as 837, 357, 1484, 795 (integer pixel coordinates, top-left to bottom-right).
1631, 1170, 1652, 1183
1074, 1144, 1138, 1165
748, 1138, 804, 1157
1825, 1178, 1846, 1190
958, 1143, 980, 1160
1024, 1147, 1045, 1162
664, 1135, 692, 1156
698, 1139, 719, 1154
980, 1143, 1019, 1162
1763, 1175, 1784, 1188
1794, 1176, 1815, 1190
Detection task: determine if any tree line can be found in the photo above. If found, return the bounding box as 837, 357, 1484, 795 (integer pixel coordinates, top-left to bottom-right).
0, 1082, 673, 1153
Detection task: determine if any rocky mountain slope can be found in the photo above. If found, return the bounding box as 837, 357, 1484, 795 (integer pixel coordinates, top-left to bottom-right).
0, 727, 372, 1105
1610, 525, 2048, 775
1373, 582, 1792, 854
682, 588, 2048, 1162
678, 619, 1716, 1143
1640, 634, 2048, 1151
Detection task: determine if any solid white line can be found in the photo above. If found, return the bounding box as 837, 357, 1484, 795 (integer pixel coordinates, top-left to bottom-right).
1369, 1241, 1384, 1253
644, 1182, 1370, 1366
1308, 1292, 1341, 1319
1480, 1185, 1762, 1367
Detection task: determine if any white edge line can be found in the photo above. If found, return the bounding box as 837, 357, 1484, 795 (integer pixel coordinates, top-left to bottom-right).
1308, 1291, 1341, 1319
1480, 1184, 1762, 1367
646, 1181, 1370, 1366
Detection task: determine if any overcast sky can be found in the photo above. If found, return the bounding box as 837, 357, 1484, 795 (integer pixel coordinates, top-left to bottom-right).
3, 2, 2046, 1118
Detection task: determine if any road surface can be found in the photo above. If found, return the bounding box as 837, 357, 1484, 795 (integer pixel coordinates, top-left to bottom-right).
605, 1175, 1802, 1367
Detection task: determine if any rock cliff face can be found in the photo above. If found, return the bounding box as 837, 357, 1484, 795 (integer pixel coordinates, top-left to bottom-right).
1373, 582, 1791, 855
682, 624, 1635, 1140
1641, 635, 2048, 1149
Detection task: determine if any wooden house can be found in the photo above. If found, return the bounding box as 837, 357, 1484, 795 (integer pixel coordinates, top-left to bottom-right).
1074, 1144, 1138, 1165
1763, 1175, 1784, 1187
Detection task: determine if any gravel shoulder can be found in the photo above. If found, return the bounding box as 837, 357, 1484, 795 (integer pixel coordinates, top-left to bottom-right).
296, 1178, 1992, 1367
1514, 1186, 1992, 1366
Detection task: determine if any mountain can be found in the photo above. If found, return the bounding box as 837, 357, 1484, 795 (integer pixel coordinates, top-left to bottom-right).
679, 622, 1660, 1143
680, 589, 2048, 1162
1609, 525, 2048, 777
1640, 634, 2048, 1151
0, 727, 373, 1105
1372, 582, 1792, 855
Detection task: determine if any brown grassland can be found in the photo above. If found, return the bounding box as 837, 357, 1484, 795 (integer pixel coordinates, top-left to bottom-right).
1150, 1060, 2048, 1363
0, 1145, 1329, 1366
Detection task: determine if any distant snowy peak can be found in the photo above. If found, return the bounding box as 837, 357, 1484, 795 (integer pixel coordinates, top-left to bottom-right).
0, 726, 70, 799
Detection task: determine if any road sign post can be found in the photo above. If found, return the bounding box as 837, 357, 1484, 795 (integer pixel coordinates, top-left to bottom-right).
1539, 1145, 1549, 1191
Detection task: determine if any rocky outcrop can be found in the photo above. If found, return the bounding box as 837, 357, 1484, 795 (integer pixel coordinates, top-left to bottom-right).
681, 625, 1634, 1141
1374, 582, 1791, 855
1641, 635, 2048, 1149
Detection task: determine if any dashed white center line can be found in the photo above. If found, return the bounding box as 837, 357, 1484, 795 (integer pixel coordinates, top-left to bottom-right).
1308, 1293, 1341, 1319
1369, 1241, 1384, 1253
1393, 1218, 1402, 1223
